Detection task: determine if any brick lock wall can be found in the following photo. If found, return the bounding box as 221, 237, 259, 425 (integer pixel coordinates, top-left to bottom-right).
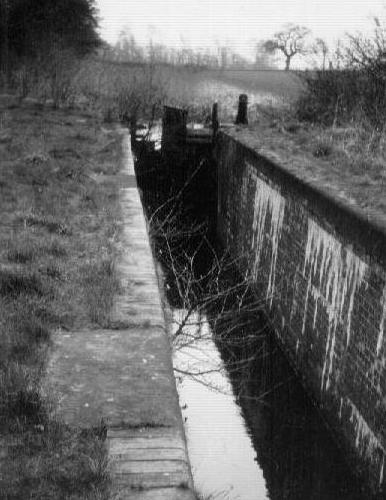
216, 131, 386, 493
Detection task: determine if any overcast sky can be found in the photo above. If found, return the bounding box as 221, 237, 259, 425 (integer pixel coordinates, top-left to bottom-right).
97, 0, 385, 58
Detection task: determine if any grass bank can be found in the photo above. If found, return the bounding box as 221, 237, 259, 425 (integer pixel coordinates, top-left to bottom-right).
237, 104, 386, 221
0, 99, 122, 498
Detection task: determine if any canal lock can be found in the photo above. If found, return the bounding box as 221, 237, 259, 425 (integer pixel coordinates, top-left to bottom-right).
131, 121, 377, 500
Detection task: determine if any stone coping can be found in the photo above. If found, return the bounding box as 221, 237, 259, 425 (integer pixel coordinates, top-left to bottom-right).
217, 129, 386, 269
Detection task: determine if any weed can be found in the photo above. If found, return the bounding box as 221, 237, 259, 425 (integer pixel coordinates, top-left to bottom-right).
7, 244, 35, 264
102, 105, 116, 123
0, 270, 45, 298
0, 363, 46, 428
0, 420, 110, 498
33, 304, 61, 326
122, 421, 171, 430
41, 263, 63, 281
80, 419, 108, 440
24, 153, 49, 165
73, 132, 91, 141
49, 147, 80, 159
284, 121, 301, 133
45, 239, 67, 257
82, 257, 120, 326
22, 212, 71, 236
313, 140, 333, 158
20, 316, 51, 344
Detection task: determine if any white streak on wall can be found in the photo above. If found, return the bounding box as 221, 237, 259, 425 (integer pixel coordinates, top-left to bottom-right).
345, 251, 367, 346
313, 295, 319, 329
304, 219, 367, 390
302, 274, 312, 335
249, 169, 285, 308
377, 286, 386, 356
290, 297, 296, 322
348, 398, 385, 486
321, 321, 335, 391
349, 399, 382, 453
235, 172, 250, 257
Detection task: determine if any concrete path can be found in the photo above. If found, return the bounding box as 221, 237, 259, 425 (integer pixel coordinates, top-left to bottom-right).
46, 131, 195, 499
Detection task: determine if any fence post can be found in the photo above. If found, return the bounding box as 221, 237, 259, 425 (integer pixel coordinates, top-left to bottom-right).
235, 94, 248, 125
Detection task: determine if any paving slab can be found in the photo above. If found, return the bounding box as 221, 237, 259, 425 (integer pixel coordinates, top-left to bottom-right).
112, 472, 190, 490
45, 131, 195, 499
47, 327, 179, 428
116, 489, 194, 500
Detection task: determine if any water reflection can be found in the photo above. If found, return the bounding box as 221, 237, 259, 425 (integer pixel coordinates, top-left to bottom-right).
172, 310, 269, 500
169, 303, 368, 500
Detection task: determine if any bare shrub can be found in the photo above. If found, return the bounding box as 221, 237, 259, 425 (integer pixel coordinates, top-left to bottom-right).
73, 59, 170, 124
296, 69, 365, 126
297, 18, 386, 128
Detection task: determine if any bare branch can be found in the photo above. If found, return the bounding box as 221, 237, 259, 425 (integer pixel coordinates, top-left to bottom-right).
263, 24, 312, 70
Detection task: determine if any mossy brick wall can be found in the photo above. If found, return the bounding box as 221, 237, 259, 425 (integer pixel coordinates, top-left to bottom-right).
215, 130, 386, 493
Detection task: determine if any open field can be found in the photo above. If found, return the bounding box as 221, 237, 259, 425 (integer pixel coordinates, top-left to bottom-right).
204, 69, 303, 100
0, 98, 123, 499
165, 67, 303, 122
10, 57, 300, 127
76, 60, 302, 124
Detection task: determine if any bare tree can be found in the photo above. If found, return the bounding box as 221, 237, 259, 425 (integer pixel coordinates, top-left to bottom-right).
254, 40, 274, 69
313, 38, 329, 70
263, 23, 311, 70
114, 28, 145, 63
345, 17, 386, 70
332, 38, 345, 69
220, 46, 229, 69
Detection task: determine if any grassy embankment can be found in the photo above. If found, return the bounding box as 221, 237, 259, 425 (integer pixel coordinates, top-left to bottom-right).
174, 67, 386, 219
249, 87, 386, 218
0, 99, 122, 499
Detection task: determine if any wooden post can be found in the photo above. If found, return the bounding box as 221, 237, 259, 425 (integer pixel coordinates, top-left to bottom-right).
235, 94, 248, 125
212, 101, 219, 139
162, 106, 188, 152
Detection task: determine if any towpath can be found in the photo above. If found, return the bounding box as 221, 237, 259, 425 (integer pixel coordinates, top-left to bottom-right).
45, 130, 195, 500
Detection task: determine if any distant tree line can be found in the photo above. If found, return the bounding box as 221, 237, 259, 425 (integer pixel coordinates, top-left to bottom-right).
106, 27, 275, 70
106, 25, 333, 71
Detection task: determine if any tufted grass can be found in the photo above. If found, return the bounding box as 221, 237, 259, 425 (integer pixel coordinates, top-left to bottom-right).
0, 99, 122, 498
